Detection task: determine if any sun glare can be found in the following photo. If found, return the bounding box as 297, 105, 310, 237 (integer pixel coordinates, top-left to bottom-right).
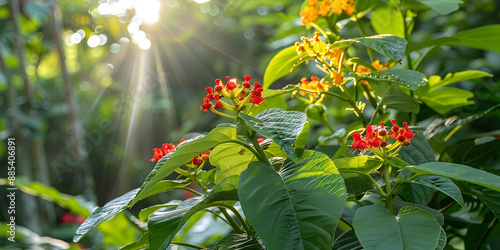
135, 0, 161, 24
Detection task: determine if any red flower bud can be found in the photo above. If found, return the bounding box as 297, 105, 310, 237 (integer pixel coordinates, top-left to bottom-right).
404, 141, 411, 146
380, 141, 388, 147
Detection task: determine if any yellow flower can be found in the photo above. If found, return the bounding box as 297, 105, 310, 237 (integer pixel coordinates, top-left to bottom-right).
300, 5, 319, 24
300, 0, 356, 25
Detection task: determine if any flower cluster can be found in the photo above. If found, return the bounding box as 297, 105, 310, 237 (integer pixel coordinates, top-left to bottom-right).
296, 33, 345, 76
150, 140, 185, 162
351, 120, 417, 152
300, 0, 356, 25
200, 75, 264, 117
298, 76, 330, 97
150, 140, 211, 166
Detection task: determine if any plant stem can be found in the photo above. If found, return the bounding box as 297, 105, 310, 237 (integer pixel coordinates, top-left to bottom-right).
219, 208, 244, 234
170, 241, 207, 249
249, 137, 269, 164
383, 164, 394, 214
181, 187, 204, 197
339, 84, 368, 126
414, 46, 438, 70
367, 175, 388, 197
223, 204, 252, 236
225, 139, 266, 163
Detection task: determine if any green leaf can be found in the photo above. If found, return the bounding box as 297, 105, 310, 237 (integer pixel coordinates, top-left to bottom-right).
463, 183, 500, 220
263, 45, 301, 89
141, 180, 187, 198
238, 149, 346, 250
439, 138, 500, 168
138, 201, 180, 221
330, 35, 407, 61
421, 87, 474, 114
314, 145, 341, 159
371, 81, 420, 113
464, 212, 500, 250
355, 35, 408, 61
148, 176, 239, 249
399, 175, 465, 207
73, 189, 139, 242
294, 121, 310, 149
428, 70, 492, 93
214, 233, 264, 250
11, 177, 92, 217
423, 104, 500, 138
333, 156, 382, 197
435, 227, 447, 250
392, 200, 444, 226
334, 155, 382, 174
398, 182, 435, 205
332, 230, 363, 250
210, 142, 257, 183
120, 232, 149, 250
240, 108, 307, 161
353, 205, 442, 249
129, 126, 237, 206
399, 134, 435, 165
415, 0, 461, 15
355, 69, 428, 91
371, 7, 405, 38
264, 141, 288, 158
404, 162, 500, 192
410, 25, 500, 53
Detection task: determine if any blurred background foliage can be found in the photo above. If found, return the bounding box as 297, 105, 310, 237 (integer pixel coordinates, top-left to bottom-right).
0, 0, 499, 248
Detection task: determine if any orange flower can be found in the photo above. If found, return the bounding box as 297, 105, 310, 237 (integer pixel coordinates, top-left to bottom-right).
298, 76, 330, 98
300, 0, 356, 24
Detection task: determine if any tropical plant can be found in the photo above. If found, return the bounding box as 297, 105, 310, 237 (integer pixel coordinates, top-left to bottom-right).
64, 0, 500, 249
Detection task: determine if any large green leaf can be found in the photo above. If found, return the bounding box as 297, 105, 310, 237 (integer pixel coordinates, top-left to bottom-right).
398, 182, 435, 205
334, 155, 382, 174
214, 233, 264, 250
129, 126, 237, 206
371, 7, 405, 38
355, 69, 428, 91
423, 104, 500, 138
294, 121, 310, 149
415, 0, 461, 15
120, 232, 149, 250
148, 176, 239, 249
210, 142, 257, 183
409, 25, 500, 53
463, 183, 500, 220
404, 162, 500, 192
371, 81, 420, 113
355, 35, 407, 61
353, 205, 442, 249
399, 134, 435, 165
333, 156, 382, 197
392, 200, 444, 226
421, 87, 474, 114
138, 200, 181, 221
240, 108, 307, 161
429, 70, 491, 93
399, 174, 465, 207
238, 149, 346, 250
439, 138, 500, 168
263, 45, 301, 89
332, 230, 363, 250
435, 227, 447, 250
73, 188, 139, 242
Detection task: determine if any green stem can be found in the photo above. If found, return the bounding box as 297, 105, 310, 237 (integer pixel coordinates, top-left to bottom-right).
181, 187, 204, 197
444, 125, 465, 142
225, 140, 267, 163
369, 101, 383, 125
222, 204, 252, 236
368, 175, 388, 197
339, 84, 368, 126
219, 208, 244, 234
249, 137, 269, 164
360, 83, 381, 113
383, 164, 394, 214
414, 46, 438, 70
321, 91, 349, 102
170, 241, 206, 249
310, 22, 328, 40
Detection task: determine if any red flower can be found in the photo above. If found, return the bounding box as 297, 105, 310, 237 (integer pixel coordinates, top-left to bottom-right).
250, 82, 265, 105
150, 142, 180, 162
351, 133, 368, 150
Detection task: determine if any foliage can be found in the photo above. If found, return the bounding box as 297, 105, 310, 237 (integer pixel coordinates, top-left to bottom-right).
2, 0, 500, 249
